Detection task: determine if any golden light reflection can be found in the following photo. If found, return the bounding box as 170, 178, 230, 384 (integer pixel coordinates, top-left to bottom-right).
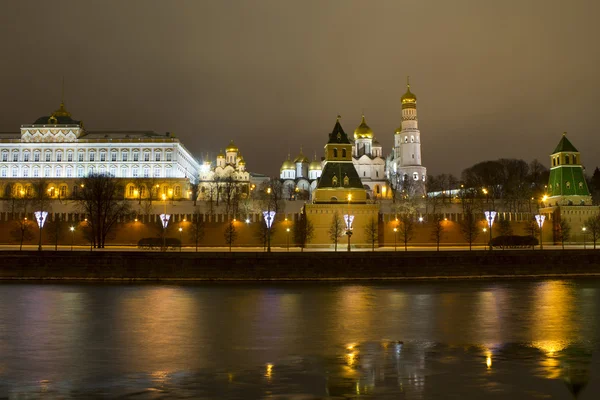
486, 354, 492, 369
531, 281, 576, 379
265, 363, 273, 381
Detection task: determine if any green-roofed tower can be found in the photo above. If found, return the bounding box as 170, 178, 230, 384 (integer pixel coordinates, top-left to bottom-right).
546, 132, 591, 206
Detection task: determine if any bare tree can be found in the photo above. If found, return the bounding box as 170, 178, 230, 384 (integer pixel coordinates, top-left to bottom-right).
189, 208, 205, 252
75, 173, 131, 248
224, 219, 238, 252
47, 214, 66, 251
10, 218, 35, 251
189, 182, 200, 206
459, 210, 480, 251
293, 209, 314, 252
398, 213, 415, 251
430, 214, 446, 251
584, 215, 600, 249
497, 217, 513, 237
555, 218, 571, 250
363, 217, 379, 251
255, 220, 276, 251
328, 212, 344, 252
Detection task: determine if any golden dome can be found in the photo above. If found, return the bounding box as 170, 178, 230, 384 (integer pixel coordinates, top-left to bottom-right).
52, 102, 72, 118
226, 140, 238, 152
293, 148, 309, 163
217, 149, 225, 158
238, 157, 246, 165
353, 114, 373, 140
281, 158, 294, 171
394, 127, 402, 134
401, 77, 417, 108
309, 160, 322, 171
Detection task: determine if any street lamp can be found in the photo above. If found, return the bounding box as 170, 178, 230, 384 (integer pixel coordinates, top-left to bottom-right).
34, 211, 48, 251
262, 210, 276, 252
160, 212, 170, 251
70, 226, 75, 251
535, 214, 545, 250
582, 227, 587, 249
484, 211, 496, 250
393, 227, 398, 252
345, 194, 353, 252
178, 227, 183, 252
286, 227, 290, 251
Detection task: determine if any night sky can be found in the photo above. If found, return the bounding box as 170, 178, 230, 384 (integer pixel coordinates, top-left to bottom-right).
1, 0, 599, 177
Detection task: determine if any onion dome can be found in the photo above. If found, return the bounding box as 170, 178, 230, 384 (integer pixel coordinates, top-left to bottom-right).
401, 77, 417, 109
373, 138, 381, 146
353, 115, 373, 140
226, 140, 238, 152
217, 149, 225, 158
309, 159, 322, 171
281, 154, 294, 171
293, 148, 309, 163
238, 156, 246, 166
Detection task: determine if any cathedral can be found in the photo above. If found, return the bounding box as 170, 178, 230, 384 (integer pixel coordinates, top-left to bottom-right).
279, 79, 427, 200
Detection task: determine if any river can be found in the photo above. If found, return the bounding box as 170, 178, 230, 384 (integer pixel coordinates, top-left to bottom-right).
0, 279, 598, 399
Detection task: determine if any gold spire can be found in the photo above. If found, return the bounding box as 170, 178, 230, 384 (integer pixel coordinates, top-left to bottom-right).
401, 76, 417, 108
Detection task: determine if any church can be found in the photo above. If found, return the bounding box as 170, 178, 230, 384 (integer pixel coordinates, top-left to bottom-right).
279, 79, 427, 201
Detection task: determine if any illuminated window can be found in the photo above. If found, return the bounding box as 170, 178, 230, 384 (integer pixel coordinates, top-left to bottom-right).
89, 152, 95, 162
133, 152, 139, 162
332, 176, 338, 186
1, 152, 7, 162
78, 152, 84, 162
128, 186, 135, 197
166, 152, 172, 161
144, 152, 150, 162
13, 153, 18, 162
100, 152, 106, 162
111, 152, 117, 162
24, 152, 30, 162
45, 152, 51, 162
56, 152, 62, 162
23, 167, 29, 177
122, 152, 128, 161
155, 152, 161, 162
413, 172, 419, 180
44, 167, 50, 177
60, 185, 67, 198
343, 176, 349, 186
566, 181, 571, 189
579, 182, 584, 189
67, 152, 73, 162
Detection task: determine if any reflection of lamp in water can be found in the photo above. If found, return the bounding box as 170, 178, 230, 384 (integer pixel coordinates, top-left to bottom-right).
486, 354, 492, 369
265, 363, 273, 381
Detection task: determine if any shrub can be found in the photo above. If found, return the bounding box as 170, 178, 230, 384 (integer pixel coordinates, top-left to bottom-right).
489, 235, 538, 249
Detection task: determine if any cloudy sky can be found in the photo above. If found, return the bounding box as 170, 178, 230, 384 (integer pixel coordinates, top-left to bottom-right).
1, 0, 599, 177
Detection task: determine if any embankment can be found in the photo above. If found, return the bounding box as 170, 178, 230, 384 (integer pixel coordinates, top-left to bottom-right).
2, 250, 600, 281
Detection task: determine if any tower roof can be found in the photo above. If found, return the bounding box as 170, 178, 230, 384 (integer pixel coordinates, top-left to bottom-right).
226, 140, 239, 152
552, 133, 579, 153
353, 115, 373, 140
401, 77, 417, 109
33, 101, 81, 125
327, 116, 351, 144
281, 154, 294, 171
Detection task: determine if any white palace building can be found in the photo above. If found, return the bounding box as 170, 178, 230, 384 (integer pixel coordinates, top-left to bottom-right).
0, 101, 200, 200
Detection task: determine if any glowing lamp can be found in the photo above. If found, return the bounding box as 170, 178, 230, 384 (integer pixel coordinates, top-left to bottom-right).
160, 213, 171, 229
34, 211, 48, 228
262, 211, 275, 228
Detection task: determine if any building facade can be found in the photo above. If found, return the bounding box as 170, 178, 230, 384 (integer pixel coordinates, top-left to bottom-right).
198, 140, 250, 200
0, 101, 200, 201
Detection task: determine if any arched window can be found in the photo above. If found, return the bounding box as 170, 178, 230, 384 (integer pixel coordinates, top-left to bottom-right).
67, 151, 73, 162
133, 152, 139, 162
34, 151, 40, 162
342, 149, 346, 158
332, 176, 338, 186
78, 152, 84, 162
333, 148, 338, 158
144, 152, 150, 162
44, 167, 51, 177
1, 168, 6, 177
343, 176, 349, 186
56, 166, 62, 177
155, 152, 161, 162
175, 186, 181, 197
1, 151, 7, 162
45, 151, 51, 162
23, 167, 29, 177
566, 181, 571, 189
56, 152, 62, 162
579, 182, 584, 189
128, 186, 135, 197
23, 152, 30, 162
153, 166, 161, 177
375, 185, 380, 194
89, 152, 95, 162
413, 172, 419, 180
122, 151, 128, 162
111, 151, 117, 162
110, 167, 116, 177
140, 186, 146, 198
166, 152, 172, 162
66, 167, 73, 178
60, 185, 67, 198
132, 167, 139, 177
77, 167, 84, 177
121, 167, 127, 177
143, 167, 150, 178
100, 152, 106, 162
565, 155, 570, 164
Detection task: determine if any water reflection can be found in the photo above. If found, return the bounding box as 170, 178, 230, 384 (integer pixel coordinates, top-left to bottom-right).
0, 280, 597, 398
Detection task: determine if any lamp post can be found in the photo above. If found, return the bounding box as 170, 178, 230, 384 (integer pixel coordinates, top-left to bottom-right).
34, 211, 48, 251
286, 227, 290, 251
262, 210, 275, 252
535, 214, 545, 250
393, 227, 398, 252
70, 226, 75, 251
345, 194, 353, 252
484, 211, 496, 250
483, 228, 487, 249
582, 227, 587, 250
178, 227, 183, 252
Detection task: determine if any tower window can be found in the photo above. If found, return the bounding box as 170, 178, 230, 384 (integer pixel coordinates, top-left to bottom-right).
579, 182, 584, 189
342, 149, 346, 158
343, 176, 349, 186
332, 176, 338, 186
566, 181, 571, 189
333, 149, 338, 158
405, 136, 408, 143
413, 172, 419, 180
363, 171, 366, 177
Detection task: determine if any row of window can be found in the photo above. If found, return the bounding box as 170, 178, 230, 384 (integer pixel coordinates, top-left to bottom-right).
127, 185, 182, 198
552, 154, 578, 167
1, 165, 175, 178
2, 150, 173, 163
548, 181, 584, 190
